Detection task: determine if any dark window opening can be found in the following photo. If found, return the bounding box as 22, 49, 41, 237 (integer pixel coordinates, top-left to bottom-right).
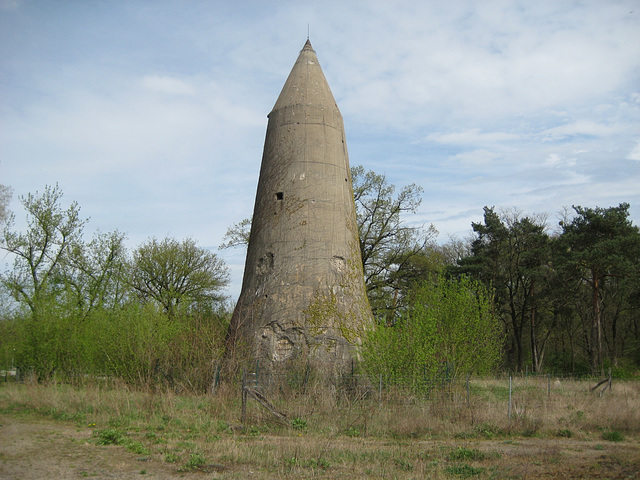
276, 192, 284, 200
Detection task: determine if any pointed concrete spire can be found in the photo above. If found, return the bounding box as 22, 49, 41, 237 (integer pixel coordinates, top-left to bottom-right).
226, 41, 372, 374
271, 39, 337, 113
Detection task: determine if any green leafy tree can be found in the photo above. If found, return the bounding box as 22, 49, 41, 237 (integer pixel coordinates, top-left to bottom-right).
557, 203, 640, 373
130, 237, 230, 317
0, 185, 91, 376
219, 218, 251, 249
62, 230, 129, 319
351, 165, 437, 320
1, 184, 87, 320
363, 275, 502, 385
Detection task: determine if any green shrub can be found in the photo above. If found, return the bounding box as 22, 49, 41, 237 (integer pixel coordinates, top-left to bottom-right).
601, 429, 624, 442
448, 447, 485, 461
164, 453, 180, 463
126, 441, 150, 455
94, 428, 126, 446
363, 276, 502, 387
179, 452, 206, 472
291, 417, 308, 430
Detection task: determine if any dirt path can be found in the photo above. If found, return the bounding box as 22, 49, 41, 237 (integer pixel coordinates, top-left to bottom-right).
0, 415, 192, 480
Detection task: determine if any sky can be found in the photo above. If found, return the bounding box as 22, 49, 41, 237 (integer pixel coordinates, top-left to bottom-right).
1, 0, 639, 301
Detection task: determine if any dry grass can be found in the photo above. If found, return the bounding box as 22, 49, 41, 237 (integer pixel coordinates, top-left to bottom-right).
1, 375, 639, 479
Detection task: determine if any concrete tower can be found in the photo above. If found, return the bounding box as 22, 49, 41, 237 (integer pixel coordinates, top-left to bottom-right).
227, 40, 372, 373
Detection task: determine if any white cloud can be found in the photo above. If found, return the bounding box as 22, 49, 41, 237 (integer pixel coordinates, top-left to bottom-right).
448, 149, 505, 168
140, 76, 197, 96
426, 129, 520, 145
628, 142, 640, 161
540, 120, 618, 142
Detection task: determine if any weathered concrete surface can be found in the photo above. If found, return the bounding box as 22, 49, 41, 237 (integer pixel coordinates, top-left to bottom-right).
227, 40, 372, 373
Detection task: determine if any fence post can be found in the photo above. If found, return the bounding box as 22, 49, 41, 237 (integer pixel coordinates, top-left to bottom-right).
241, 370, 247, 423
466, 374, 470, 405
379, 373, 383, 405
210, 363, 220, 395
255, 359, 259, 388
303, 362, 310, 391
508, 376, 512, 420
547, 374, 551, 397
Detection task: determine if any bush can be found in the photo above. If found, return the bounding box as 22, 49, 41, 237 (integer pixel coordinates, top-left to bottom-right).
180, 452, 207, 472
1, 301, 230, 390
94, 428, 126, 446
363, 276, 502, 387
601, 429, 624, 442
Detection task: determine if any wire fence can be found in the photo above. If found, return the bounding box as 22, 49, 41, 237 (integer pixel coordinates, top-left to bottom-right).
238, 366, 617, 424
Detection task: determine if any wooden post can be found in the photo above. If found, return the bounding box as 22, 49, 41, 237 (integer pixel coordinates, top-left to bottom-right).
508, 376, 512, 420
255, 359, 259, 388
241, 370, 247, 423
466, 374, 470, 406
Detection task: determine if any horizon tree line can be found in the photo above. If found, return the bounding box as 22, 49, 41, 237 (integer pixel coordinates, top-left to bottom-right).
1, 171, 639, 384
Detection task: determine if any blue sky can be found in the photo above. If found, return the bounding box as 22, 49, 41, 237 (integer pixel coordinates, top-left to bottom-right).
1, 0, 639, 300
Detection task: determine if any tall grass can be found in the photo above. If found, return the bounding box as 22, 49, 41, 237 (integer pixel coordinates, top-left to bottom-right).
1, 375, 638, 479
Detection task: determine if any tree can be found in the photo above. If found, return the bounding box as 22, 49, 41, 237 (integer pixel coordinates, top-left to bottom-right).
1, 184, 87, 319
62, 230, 129, 318
454, 207, 552, 371
219, 218, 251, 250
351, 165, 437, 320
0, 184, 12, 224
557, 203, 640, 373
363, 275, 502, 385
130, 237, 230, 317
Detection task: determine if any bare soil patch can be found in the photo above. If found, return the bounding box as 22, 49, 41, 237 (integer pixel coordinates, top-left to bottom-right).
0, 415, 193, 480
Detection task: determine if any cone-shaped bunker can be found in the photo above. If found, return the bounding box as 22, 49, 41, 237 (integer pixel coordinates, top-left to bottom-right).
226, 40, 372, 373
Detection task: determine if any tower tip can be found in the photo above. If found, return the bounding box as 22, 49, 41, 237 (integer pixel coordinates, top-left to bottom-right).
303, 38, 313, 51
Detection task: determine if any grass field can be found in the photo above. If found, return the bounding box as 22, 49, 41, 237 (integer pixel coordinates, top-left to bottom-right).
1, 375, 639, 479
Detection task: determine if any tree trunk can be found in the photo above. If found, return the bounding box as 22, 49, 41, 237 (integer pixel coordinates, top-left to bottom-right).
529, 283, 541, 372
591, 273, 603, 375
510, 301, 523, 371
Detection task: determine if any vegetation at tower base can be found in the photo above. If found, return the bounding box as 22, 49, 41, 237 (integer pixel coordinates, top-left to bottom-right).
363, 275, 502, 387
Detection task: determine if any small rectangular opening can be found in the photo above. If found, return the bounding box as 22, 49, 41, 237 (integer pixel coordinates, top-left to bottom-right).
275, 192, 284, 200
